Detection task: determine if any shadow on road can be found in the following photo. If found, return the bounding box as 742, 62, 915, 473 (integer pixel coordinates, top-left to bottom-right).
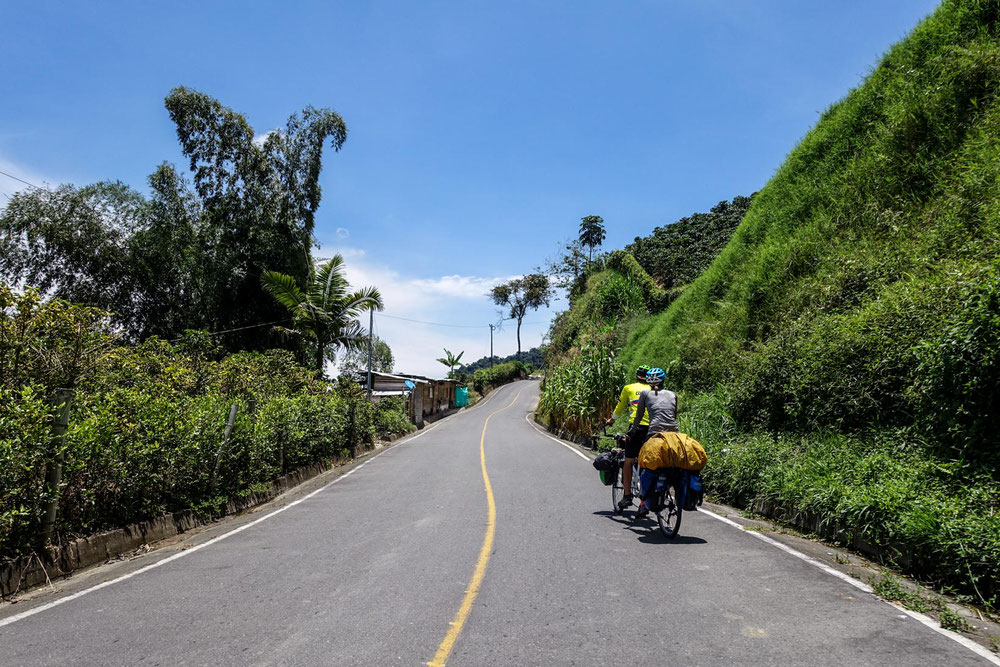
592, 510, 709, 545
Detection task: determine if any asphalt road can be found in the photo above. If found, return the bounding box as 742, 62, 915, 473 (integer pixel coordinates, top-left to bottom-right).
0, 380, 992, 665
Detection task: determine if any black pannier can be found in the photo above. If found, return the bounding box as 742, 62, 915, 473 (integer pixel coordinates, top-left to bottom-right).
593, 451, 619, 486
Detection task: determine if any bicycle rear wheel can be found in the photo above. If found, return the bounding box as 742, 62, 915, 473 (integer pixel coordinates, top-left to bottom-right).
656, 481, 682, 538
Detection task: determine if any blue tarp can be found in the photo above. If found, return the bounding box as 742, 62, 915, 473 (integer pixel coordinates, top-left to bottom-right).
455, 386, 469, 407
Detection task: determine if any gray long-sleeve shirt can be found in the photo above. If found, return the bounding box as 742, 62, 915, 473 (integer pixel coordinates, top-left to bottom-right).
631, 388, 678, 434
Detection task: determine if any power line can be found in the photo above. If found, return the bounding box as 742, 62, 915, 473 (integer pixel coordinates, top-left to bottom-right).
378, 313, 488, 329
378, 313, 549, 329
0, 169, 43, 190
168, 320, 286, 342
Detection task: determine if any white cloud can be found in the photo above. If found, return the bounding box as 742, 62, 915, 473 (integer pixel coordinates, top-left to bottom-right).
252, 129, 281, 147
326, 245, 557, 377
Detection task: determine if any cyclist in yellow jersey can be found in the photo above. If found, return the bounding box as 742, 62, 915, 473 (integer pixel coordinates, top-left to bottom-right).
605, 364, 652, 511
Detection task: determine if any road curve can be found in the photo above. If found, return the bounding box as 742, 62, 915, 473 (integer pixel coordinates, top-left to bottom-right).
0, 380, 991, 665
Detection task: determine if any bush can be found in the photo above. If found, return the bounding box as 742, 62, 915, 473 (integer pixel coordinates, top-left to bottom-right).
0, 285, 403, 559
472, 361, 526, 394
374, 397, 416, 438
679, 391, 1000, 608
538, 339, 627, 436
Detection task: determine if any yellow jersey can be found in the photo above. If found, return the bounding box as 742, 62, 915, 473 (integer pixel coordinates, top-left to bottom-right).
613, 382, 651, 426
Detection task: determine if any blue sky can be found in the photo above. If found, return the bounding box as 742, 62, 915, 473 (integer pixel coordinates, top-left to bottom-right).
1, 0, 940, 375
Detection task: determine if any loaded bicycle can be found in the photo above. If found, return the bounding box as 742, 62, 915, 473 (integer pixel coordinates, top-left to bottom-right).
600, 431, 683, 539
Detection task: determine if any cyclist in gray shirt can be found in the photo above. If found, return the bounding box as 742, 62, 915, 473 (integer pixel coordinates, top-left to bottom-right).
630, 367, 677, 435
629, 367, 678, 516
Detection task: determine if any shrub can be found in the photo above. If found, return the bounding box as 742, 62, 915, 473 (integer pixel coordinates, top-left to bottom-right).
472, 361, 526, 394
0, 284, 395, 559
538, 339, 627, 436
374, 397, 416, 438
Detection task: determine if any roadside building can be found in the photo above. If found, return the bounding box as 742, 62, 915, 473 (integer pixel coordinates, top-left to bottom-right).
361, 372, 462, 427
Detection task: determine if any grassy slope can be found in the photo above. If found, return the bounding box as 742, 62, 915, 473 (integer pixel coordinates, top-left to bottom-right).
623, 0, 1000, 606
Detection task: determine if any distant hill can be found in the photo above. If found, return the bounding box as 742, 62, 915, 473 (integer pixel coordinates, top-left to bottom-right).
459, 347, 544, 373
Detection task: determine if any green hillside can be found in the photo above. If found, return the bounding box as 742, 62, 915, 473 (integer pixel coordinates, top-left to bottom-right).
625, 2, 1000, 461
626, 195, 754, 290
544, 0, 1000, 607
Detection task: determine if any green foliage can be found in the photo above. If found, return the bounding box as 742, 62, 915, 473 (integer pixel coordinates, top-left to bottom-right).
939, 607, 973, 633
262, 255, 383, 376
339, 335, 394, 379
0, 285, 410, 559
436, 348, 464, 377
578, 215, 607, 264
374, 397, 416, 437
624, 2, 1000, 463
491, 274, 552, 356
545, 268, 649, 363
538, 339, 627, 436
869, 574, 932, 613
625, 196, 754, 290
472, 361, 527, 395
605, 251, 671, 313
459, 347, 545, 373
0, 88, 349, 351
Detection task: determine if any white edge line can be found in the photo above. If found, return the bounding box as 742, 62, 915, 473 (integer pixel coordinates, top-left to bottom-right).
0, 420, 444, 629
698, 508, 1000, 665
532, 421, 1000, 665
525, 413, 591, 461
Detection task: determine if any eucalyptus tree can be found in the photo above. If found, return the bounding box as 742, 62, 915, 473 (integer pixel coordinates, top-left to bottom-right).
436, 348, 464, 377
165, 87, 349, 349
0, 88, 351, 349
490, 274, 552, 359
262, 255, 383, 377
578, 215, 606, 264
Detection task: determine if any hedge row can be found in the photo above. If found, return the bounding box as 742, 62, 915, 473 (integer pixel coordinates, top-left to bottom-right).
0, 285, 413, 559
471, 361, 527, 394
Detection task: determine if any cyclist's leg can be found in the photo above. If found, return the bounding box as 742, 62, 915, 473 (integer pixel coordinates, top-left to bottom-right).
622, 426, 648, 495
622, 457, 635, 498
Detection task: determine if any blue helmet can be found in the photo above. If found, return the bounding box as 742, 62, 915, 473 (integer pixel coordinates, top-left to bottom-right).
646, 367, 665, 384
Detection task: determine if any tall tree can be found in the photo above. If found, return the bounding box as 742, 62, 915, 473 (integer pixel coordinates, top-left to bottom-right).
540, 238, 588, 290
262, 255, 382, 377
165, 87, 348, 350
339, 335, 394, 378
0, 182, 146, 328
490, 274, 552, 359
0, 89, 350, 350
578, 215, 606, 264
436, 348, 464, 377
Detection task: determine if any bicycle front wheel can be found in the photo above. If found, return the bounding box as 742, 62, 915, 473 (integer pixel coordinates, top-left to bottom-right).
656, 481, 683, 538
611, 466, 624, 514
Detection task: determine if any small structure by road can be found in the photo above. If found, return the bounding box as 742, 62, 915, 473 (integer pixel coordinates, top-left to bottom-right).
362, 371, 462, 427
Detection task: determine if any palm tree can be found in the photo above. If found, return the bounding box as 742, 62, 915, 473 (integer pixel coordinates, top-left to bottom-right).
578, 215, 606, 264
436, 348, 465, 378
262, 255, 383, 377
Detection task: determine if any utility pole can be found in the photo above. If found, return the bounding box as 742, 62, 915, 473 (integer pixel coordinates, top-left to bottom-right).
366, 308, 374, 400
489, 324, 495, 367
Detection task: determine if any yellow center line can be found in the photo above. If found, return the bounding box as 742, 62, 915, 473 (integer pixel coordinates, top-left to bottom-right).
427, 390, 521, 667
